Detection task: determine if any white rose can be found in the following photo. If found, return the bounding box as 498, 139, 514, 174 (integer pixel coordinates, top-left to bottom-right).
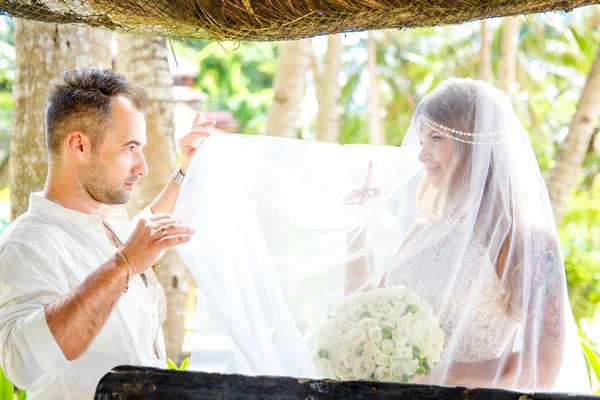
346, 298, 363, 310
389, 362, 405, 378
389, 358, 419, 377
374, 350, 391, 366
398, 313, 416, 327
392, 326, 410, 346
418, 342, 435, 363
363, 341, 378, 356
391, 285, 407, 299
315, 357, 334, 377
341, 351, 357, 369
317, 326, 333, 344
335, 365, 352, 380
352, 355, 377, 379
358, 317, 378, 331
403, 358, 420, 375
343, 319, 355, 334
328, 346, 346, 367
380, 339, 394, 354
371, 311, 385, 321
408, 324, 428, 346
374, 366, 394, 382
349, 306, 367, 321
394, 345, 413, 360
333, 318, 354, 334
366, 290, 386, 303
323, 367, 336, 379
377, 302, 392, 314
368, 326, 383, 343
345, 327, 368, 347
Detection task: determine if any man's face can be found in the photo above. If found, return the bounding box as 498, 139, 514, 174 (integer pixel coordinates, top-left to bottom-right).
79, 96, 148, 205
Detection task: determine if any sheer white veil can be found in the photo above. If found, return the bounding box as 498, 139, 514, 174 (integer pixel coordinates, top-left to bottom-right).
174, 78, 590, 392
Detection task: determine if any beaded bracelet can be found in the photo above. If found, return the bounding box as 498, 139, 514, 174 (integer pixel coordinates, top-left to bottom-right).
116, 250, 133, 293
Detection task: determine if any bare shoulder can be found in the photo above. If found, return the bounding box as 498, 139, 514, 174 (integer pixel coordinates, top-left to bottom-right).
406, 215, 432, 238
396, 216, 431, 251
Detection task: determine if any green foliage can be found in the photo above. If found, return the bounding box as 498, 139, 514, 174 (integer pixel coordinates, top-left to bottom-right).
174, 40, 278, 134
0, 366, 15, 400
560, 185, 600, 322
580, 329, 600, 393
0, 366, 26, 400
0, 91, 13, 143
166, 357, 190, 371
0, 17, 14, 92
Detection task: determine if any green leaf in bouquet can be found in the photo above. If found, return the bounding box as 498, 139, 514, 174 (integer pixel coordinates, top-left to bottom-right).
415, 367, 426, 375
412, 346, 421, 357
404, 304, 417, 314
326, 314, 332, 319
422, 359, 431, 371
355, 345, 365, 355
318, 348, 329, 359
359, 311, 372, 319
382, 326, 393, 339
401, 376, 410, 384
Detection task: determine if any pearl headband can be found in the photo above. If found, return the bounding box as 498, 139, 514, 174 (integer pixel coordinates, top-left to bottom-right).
420, 115, 504, 145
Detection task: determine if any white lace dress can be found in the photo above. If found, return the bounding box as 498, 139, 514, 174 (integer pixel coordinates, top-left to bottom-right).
385, 219, 518, 363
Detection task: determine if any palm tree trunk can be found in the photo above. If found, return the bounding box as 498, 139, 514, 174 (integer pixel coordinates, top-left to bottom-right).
367, 32, 385, 145
10, 19, 112, 220
479, 20, 493, 83
266, 39, 313, 138
497, 17, 519, 99
548, 51, 600, 223
315, 34, 342, 143
115, 34, 188, 362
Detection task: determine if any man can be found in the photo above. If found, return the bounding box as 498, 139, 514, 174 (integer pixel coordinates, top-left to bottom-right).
0, 69, 214, 399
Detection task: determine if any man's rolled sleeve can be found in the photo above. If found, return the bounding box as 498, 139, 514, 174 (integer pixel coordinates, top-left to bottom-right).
0, 241, 70, 389
22, 307, 70, 377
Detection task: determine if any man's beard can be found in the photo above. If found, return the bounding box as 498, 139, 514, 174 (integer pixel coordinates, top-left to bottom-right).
79, 157, 134, 205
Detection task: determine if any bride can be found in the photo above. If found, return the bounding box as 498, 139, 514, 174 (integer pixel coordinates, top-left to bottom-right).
173, 78, 590, 392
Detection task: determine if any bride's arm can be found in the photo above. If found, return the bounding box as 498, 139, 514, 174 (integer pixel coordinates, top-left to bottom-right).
345, 216, 430, 295
427, 239, 566, 390
345, 227, 373, 295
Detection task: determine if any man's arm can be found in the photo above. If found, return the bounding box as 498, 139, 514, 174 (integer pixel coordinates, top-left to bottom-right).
148, 174, 182, 215
45, 254, 129, 361
149, 113, 215, 215
46, 213, 193, 361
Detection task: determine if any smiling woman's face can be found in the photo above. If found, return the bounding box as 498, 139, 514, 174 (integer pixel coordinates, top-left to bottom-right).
417, 124, 455, 189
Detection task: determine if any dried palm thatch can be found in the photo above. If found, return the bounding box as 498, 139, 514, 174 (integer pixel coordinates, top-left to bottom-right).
1, 1, 599, 41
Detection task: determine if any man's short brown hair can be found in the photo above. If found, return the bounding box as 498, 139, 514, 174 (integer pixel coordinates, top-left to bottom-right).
45, 69, 149, 160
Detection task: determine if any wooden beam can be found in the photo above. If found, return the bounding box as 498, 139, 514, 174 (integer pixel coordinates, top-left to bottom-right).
95, 366, 596, 399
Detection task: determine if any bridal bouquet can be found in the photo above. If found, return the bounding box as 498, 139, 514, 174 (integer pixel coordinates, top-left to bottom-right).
314, 286, 445, 383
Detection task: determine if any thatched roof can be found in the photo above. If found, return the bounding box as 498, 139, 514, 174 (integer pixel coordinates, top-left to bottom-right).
1, 1, 599, 41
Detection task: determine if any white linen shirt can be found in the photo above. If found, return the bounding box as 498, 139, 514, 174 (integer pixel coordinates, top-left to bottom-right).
0, 192, 167, 400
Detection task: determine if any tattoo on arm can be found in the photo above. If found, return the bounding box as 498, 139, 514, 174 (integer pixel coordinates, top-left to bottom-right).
528, 240, 564, 344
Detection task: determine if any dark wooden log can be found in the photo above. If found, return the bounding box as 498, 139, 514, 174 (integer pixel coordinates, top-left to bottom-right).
95, 366, 596, 399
